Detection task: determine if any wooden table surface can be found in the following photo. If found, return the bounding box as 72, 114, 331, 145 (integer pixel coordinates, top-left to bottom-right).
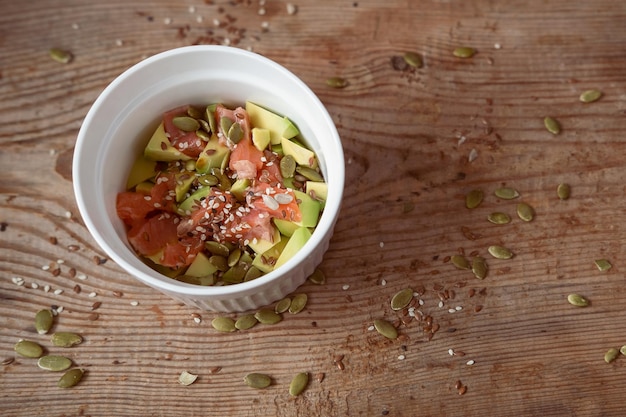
2, 0, 626, 415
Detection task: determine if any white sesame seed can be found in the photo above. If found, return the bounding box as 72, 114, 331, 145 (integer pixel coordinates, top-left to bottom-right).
57, 306, 64, 313
42, 265, 50, 271
379, 241, 384, 248
71, 23, 80, 30
438, 301, 444, 308
448, 349, 455, 356
448, 308, 456, 313
193, 317, 201, 324
196, 15, 203, 23
188, 5, 196, 13
455, 306, 463, 311
54, 289, 64, 295
468, 148, 478, 162
213, 18, 220, 26
57, 259, 65, 264
65, 211, 72, 219
130, 301, 139, 306
380, 279, 387, 286
164, 17, 172, 24
44, 285, 51, 293
418, 299, 425, 306
494, 43, 502, 49
88, 292, 97, 298
367, 325, 375, 331
115, 39, 123, 46
77, 274, 87, 280
287, 3, 298, 15
261, 21, 269, 30
342, 284, 350, 290
397, 354, 406, 360
466, 360, 475, 365
12, 276, 25, 286
31, 283, 39, 289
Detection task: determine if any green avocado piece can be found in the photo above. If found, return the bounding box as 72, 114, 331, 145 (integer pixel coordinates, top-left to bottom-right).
281, 137, 317, 168
126, 154, 157, 189
135, 181, 154, 195
195, 135, 231, 174
185, 252, 218, 277
230, 178, 251, 203
251, 127, 271, 151
245, 101, 299, 145
294, 190, 321, 228
274, 227, 312, 269
273, 218, 300, 238
248, 226, 282, 254
175, 173, 196, 202
144, 122, 191, 162
305, 181, 328, 208
251, 238, 289, 273
178, 186, 212, 214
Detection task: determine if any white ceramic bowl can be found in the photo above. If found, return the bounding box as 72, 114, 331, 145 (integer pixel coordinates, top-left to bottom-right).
73, 45, 344, 312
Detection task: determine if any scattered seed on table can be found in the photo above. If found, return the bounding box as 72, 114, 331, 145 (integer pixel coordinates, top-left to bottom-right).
254, 309, 282, 325
235, 314, 258, 330
488, 245, 514, 259
373, 319, 398, 339
37, 355, 73, 372
451, 255, 470, 270
516, 203, 535, 222
403, 51, 423, 68
620, 345, 626, 356
35, 309, 54, 335
471, 257, 488, 279
307, 268, 326, 285
289, 293, 308, 314
14, 340, 44, 358
487, 212, 511, 225
212, 317, 237, 332
178, 370, 198, 386
544, 116, 561, 135
390, 288, 413, 311
605, 348, 619, 364
51, 332, 83, 348
594, 259, 612, 271
465, 189, 483, 209
289, 372, 309, 396
326, 77, 348, 88
567, 293, 589, 307
494, 187, 519, 200
453, 47, 476, 58
244, 372, 272, 389
557, 183, 571, 200
49, 48, 73, 64
58, 368, 84, 388
579, 89, 602, 103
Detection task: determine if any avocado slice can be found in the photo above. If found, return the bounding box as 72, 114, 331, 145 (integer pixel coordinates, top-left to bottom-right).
273, 218, 300, 237
251, 127, 271, 151
195, 135, 231, 174
294, 190, 322, 228
245, 101, 299, 145
174, 173, 196, 202
305, 181, 328, 208
248, 226, 282, 254
177, 186, 212, 214
230, 178, 251, 203
185, 252, 218, 277
281, 137, 317, 168
126, 154, 157, 189
274, 226, 312, 270
144, 122, 191, 162
251, 238, 289, 273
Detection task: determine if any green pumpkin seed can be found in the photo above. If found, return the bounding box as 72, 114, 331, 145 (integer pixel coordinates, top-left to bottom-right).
173, 116, 200, 132
244, 372, 272, 389
14, 340, 44, 358
289, 372, 309, 396
220, 116, 234, 135
471, 257, 488, 280
51, 332, 82, 348
243, 266, 263, 282
403, 52, 423, 68
557, 183, 571, 200
49, 48, 73, 64
605, 348, 619, 364
465, 189, 483, 209
579, 89, 602, 103
235, 314, 258, 330
373, 319, 398, 340
279, 154, 296, 178
227, 248, 242, 267
211, 317, 237, 332
326, 77, 348, 88
487, 212, 511, 225
453, 47, 476, 58
198, 174, 219, 187
620, 345, 626, 356
205, 241, 230, 257
179, 370, 198, 386
289, 294, 308, 314
488, 245, 513, 260
37, 355, 72, 372
254, 309, 282, 325
227, 122, 243, 143
307, 268, 326, 285
494, 187, 519, 200
195, 129, 210, 141
390, 288, 413, 311
58, 368, 84, 388
451, 255, 470, 270
594, 259, 612, 271
275, 297, 292, 314
516, 203, 535, 222
222, 263, 247, 284
35, 309, 54, 335
567, 293, 589, 307
295, 166, 324, 182
209, 255, 229, 272
544, 116, 561, 135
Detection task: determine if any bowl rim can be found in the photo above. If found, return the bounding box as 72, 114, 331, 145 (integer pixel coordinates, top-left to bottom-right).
73, 45, 344, 298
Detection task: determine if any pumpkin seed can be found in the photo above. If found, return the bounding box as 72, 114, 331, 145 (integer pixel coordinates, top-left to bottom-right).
605, 348, 619, 364
289, 372, 309, 396
211, 317, 237, 332
222, 263, 247, 284
295, 166, 324, 182
244, 373, 272, 389
471, 257, 488, 280
243, 266, 263, 282
451, 255, 470, 270
390, 288, 413, 311
289, 293, 308, 314
579, 89, 602, 103
58, 368, 84, 388
620, 345, 626, 356
227, 122, 243, 143
49, 48, 73, 64
275, 297, 292, 314
487, 245, 513, 259
494, 187, 519, 200
220, 116, 234, 135
567, 293, 589, 307
37, 355, 72, 372
516, 203, 535, 222
403, 52, 423, 68
178, 370, 198, 386
307, 268, 326, 285
187, 106, 203, 119
205, 241, 230, 257
254, 309, 282, 325
206, 105, 218, 133
35, 309, 54, 335
209, 255, 229, 272
51, 332, 82, 348
453, 47, 476, 58
235, 314, 258, 330
487, 212, 511, 225
195, 129, 210, 141
465, 189, 483, 209
14, 340, 44, 358
594, 259, 612, 271
557, 183, 571, 200
326, 77, 348, 88
279, 154, 296, 178
173, 116, 200, 132
198, 174, 219, 187
373, 319, 398, 339
227, 248, 242, 267
544, 116, 561, 135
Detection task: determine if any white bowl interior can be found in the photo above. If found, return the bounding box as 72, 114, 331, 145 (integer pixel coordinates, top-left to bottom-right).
73, 46, 344, 309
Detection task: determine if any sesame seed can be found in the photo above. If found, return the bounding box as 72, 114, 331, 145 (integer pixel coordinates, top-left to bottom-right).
71, 23, 80, 30
380, 279, 387, 286
342, 284, 350, 290
193, 317, 201, 324
115, 39, 123, 46
42, 265, 50, 271
77, 273, 87, 280
54, 289, 64, 295
466, 360, 475, 365
448, 349, 455, 356
367, 325, 375, 331
44, 285, 51, 293
130, 301, 139, 306
31, 282, 39, 289
438, 301, 444, 308
56, 306, 64, 313
64, 211, 72, 219
88, 292, 97, 298
455, 306, 463, 311
397, 354, 406, 360
164, 17, 172, 24
448, 308, 456, 313
379, 242, 384, 248
188, 5, 196, 13
12, 277, 24, 286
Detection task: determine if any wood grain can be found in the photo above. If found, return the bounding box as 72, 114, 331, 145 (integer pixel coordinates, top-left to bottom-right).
2, 0, 626, 415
